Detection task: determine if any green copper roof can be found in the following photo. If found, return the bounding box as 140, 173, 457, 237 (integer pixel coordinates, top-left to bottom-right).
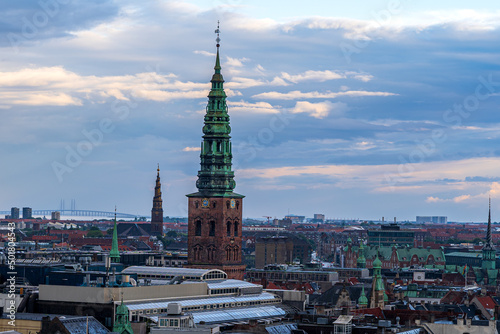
188, 31, 243, 199
357, 242, 366, 264
373, 255, 382, 269
110, 213, 120, 262
358, 286, 368, 305
113, 299, 133, 334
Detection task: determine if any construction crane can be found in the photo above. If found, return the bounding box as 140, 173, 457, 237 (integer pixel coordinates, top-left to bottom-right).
263, 216, 272, 224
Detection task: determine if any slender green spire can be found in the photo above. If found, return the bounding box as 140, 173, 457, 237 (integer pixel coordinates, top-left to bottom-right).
487, 196, 493, 247
483, 197, 496, 269
110, 207, 120, 263
189, 22, 242, 198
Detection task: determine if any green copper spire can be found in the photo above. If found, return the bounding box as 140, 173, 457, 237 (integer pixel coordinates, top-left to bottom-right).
110, 207, 120, 263
189, 23, 242, 198
483, 197, 496, 270
357, 240, 366, 268
112, 296, 133, 334
373, 253, 384, 291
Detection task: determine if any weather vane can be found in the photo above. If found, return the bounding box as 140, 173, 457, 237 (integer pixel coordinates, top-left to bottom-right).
215, 21, 220, 48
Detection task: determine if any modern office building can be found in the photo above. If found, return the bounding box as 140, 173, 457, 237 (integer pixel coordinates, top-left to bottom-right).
23, 207, 33, 219
416, 216, 447, 224
255, 235, 312, 269
51, 211, 61, 220
367, 223, 415, 247
11, 207, 20, 219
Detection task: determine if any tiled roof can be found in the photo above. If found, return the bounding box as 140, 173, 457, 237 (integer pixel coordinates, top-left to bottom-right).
476, 296, 497, 309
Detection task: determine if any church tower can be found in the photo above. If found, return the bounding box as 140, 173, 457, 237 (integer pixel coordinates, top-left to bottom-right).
357, 240, 366, 268
110, 209, 120, 263
370, 253, 385, 309
482, 197, 496, 270
151, 164, 164, 236
186, 24, 245, 280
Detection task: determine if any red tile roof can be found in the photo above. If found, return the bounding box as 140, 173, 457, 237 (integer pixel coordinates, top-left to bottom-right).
476, 296, 497, 310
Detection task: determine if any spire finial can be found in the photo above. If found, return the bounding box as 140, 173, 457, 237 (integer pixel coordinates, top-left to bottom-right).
215, 21, 220, 48
157, 163, 160, 174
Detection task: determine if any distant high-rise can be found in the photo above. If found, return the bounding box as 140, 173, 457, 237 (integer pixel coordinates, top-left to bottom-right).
51, 211, 61, 220
313, 213, 325, 223
150, 165, 164, 236
22, 207, 32, 219
186, 25, 245, 280
416, 216, 447, 224
11, 207, 19, 219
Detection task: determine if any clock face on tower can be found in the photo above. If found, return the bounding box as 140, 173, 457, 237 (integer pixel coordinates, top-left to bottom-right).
201, 198, 210, 208
230, 199, 236, 208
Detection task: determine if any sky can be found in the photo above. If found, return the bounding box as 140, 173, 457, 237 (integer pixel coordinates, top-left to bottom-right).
1, 1, 500, 221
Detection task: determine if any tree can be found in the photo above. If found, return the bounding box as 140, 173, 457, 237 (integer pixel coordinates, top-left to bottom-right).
87, 229, 103, 238
472, 238, 484, 245
166, 230, 178, 238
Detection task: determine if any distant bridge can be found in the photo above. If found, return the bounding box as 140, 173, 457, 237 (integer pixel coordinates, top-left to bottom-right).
0, 209, 146, 219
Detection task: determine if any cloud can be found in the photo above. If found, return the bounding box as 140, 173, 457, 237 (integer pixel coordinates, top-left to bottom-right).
425, 182, 500, 204
0, 92, 82, 106
226, 57, 249, 67
238, 158, 500, 198
291, 101, 346, 119
182, 147, 201, 152
426, 194, 471, 203
253, 90, 397, 100
281, 70, 344, 83
229, 100, 280, 114
280, 70, 373, 84
194, 50, 216, 57
0, 0, 121, 47
0, 66, 214, 106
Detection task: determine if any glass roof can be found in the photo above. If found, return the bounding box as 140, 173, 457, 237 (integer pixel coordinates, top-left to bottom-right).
146, 305, 288, 325
121, 266, 227, 280
207, 279, 261, 289
126, 292, 279, 311
192, 305, 286, 324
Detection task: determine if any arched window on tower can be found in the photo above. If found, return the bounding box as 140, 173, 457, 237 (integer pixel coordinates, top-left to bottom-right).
209, 221, 215, 236
195, 220, 202, 236
226, 201, 230, 209
208, 245, 216, 261
226, 247, 231, 261
227, 221, 231, 236
194, 245, 203, 261
233, 246, 239, 261
234, 221, 239, 237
